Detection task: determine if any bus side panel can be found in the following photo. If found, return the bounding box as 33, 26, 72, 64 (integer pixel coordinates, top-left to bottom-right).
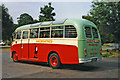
11, 43, 79, 64
11, 44, 21, 60
29, 44, 36, 59
37, 44, 79, 64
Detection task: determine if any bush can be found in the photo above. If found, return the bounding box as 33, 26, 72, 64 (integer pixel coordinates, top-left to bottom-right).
102, 53, 113, 57
102, 53, 110, 57
111, 49, 116, 52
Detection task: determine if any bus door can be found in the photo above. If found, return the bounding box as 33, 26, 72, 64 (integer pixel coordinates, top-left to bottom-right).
91, 27, 100, 56
16, 31, 22, 59
85, 26, 100, 58
21, 30, 29, 59
29, 28, 39, 59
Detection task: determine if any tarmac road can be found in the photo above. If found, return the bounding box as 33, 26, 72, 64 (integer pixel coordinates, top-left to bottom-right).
1, 50, 120, 78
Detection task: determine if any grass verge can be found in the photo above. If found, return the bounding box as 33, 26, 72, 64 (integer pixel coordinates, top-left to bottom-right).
102, 49, 120, 58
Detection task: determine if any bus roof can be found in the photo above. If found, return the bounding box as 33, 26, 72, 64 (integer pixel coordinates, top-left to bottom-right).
15, 18, 96, 31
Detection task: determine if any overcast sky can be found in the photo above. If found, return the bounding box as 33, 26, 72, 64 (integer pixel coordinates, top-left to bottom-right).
2, 2, 92, 24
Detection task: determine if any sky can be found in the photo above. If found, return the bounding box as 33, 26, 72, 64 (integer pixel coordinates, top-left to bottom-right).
2, 2, 93, 24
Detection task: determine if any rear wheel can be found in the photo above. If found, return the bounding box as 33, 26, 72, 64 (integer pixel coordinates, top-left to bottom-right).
48, 53, 61, 69
13, 53, 18, 62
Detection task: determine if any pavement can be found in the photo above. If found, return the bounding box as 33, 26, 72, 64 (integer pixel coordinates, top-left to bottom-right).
1, 49, 120, 78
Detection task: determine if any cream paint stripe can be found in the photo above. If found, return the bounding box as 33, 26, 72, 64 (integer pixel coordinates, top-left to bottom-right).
12, 39, 21, 46
30, 39, 78, 47
12, 38, 78, 47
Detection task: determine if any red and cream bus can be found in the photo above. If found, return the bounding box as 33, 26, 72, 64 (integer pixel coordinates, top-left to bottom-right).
11, 18, 102, 68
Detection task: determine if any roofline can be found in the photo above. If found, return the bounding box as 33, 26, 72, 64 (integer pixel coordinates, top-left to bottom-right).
15, 18, 96, 31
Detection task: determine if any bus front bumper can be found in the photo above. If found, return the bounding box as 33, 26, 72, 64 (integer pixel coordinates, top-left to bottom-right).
79, 57, 102, 63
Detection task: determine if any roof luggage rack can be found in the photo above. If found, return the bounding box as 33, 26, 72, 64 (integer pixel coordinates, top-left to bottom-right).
30, 18, 67, 27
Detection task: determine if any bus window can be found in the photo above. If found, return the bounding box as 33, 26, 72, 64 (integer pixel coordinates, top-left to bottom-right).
52, 26, 63, 29
30, 28, 39, 38
12, 32, 16, 40
23, 31, 28, 39
51, 26, 63, 38
40, 27, 50, 38
92, 27, 98, 38
85, 27, 92, 38
65, 25, 77, 38
16, 31, 21, 39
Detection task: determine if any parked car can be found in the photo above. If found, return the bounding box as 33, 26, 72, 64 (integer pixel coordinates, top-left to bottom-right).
0, 41, 6, 46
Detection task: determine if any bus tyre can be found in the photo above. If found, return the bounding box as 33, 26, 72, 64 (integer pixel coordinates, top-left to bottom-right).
13, 53, 18, 62
48, 53, 61, 69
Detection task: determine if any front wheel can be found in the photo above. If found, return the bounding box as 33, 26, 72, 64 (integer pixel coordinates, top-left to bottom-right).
48, 53, 61, 69
13, 53, 18, 62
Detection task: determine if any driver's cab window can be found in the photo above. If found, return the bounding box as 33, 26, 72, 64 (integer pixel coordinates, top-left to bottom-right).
22, 31, 28, 39
12, 32, 16, 40
16, 31, 21, 39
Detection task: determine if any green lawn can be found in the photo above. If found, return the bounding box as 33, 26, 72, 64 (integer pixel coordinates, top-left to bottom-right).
102, 43, 120, 57
102, 49, 120, 58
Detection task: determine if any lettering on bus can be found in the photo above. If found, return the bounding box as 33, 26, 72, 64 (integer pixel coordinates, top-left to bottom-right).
90, 53, 97, 55
94, 40, 99, 43
91, 48, 98, 51
36, 40, 52, 43
86, 39, 93, 42
89, 44, 98, 46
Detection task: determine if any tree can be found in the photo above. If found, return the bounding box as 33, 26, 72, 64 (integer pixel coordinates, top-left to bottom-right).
39, 2, 56, 22
2, 4, 14, 40
17, 13, 34, 26
33, 19, 39, 23
82, 1, 120, 43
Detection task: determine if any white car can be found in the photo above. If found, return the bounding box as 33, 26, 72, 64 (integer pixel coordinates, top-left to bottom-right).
0, 41, 6, 46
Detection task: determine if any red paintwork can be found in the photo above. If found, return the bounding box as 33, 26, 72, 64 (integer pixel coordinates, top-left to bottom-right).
21, 44, 29, 58
11, 43, 79, 64
11, 44, 21, 60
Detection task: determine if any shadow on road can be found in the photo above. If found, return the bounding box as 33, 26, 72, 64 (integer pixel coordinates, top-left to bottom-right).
61, 64, 99, 71
18, 61, 49, 67
13, 58, 119, 72
61, 60, 119, 71
17, 61, 99, 71
16, 61, 101, 71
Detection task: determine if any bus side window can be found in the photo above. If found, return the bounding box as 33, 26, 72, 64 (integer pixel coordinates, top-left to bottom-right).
40, 27, 50, 38
92, 27, 98, 38
65, 25, 77, 38
22, 31, 28, 39
12, 32, 16, 40
30, 28, 39, 38
85, 27, 92, 38
16, 31, 21, 39
51, 26, 63, 38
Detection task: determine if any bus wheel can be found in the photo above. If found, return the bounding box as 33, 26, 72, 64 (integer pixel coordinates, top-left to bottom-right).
48, 53, 61, 69
13, 53, 18, 62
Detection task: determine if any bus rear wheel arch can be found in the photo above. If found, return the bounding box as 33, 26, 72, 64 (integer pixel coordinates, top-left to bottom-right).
48, 52, 61, 69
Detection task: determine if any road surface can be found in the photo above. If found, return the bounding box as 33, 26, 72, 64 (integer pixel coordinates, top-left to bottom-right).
1, 49, 120, 78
